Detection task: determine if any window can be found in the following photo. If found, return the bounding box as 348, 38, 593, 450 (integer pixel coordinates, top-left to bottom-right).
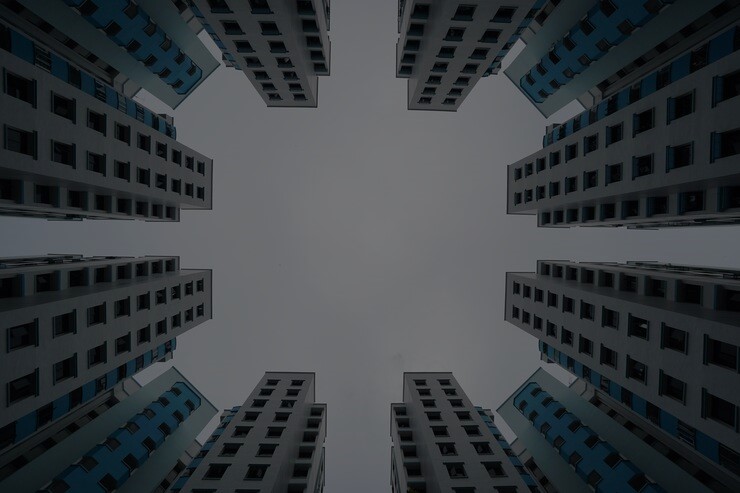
233, 426, 251, 438
7, 370, 38, 404
219, 443, 242, 457
584, 134, 598, 154
204, 463, 230, 480
438, 442, 457, 456
446, 462, 467, 478
453, 4, 476, 21
463, 425, 480, 436
51, 93, 75, 122
633, 154, 653, 178
7, 320, 38, 351
659, 371, 686, 402
53, 355, 76, 383
5, 72, 35, 106
626, 356, 647, 383
257, 443, 277, 456
580, 301, 594, 320
115, 334, 131, 354
706, 337, 738, 370
114, 298, 130, 318
266, 427, 284, 438
668, 92, 694, 122
52, 310, 76, 337
703, 390, 737, 428
600, 345, 617, 368
432, 426, 448, 437
713, 70, 740, 105
245, 464, 269, 479
484, 461, 506, 477
666, 143, 693, 170
481, 29, 501, 43
137, 326, 150, 344
87, 303, 106, 326
445, 27, 465, 41
87, 111, 106, 135
88, 343, 106, 367
5, 126, 35, 157
221, 20, 244, 35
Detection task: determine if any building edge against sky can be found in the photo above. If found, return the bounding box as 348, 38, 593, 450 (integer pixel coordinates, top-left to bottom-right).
498, 367, 740, 493
0, 254, 213, 457
0, 366, 217, 493
504, 260, 740, 488
171, 371, 326, 493
187, 0, 331, 108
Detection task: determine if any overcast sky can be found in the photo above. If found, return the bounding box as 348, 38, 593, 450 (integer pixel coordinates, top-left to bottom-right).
3, 1, 740, 490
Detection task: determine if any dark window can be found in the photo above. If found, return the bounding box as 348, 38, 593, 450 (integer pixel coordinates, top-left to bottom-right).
626, 357, 647, 383
53, 354, 76, 383
7, 370, 38, 404
7, 320, 38, 351
115, 333, 131, 354
704, 391, 737, 428
633, 154, 653, 178
88, 343, 106, 367
5, 127, 35, 156
53, 311, 76, 337
87, 303, 105, 326
660, 371, 686, 402
633, 108, 654, 135
706, 337, 738, 370
5, 72, 35, 105
87, 111, 106, 134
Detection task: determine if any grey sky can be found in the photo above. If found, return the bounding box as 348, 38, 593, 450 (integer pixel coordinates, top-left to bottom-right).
3, 1, 740, 490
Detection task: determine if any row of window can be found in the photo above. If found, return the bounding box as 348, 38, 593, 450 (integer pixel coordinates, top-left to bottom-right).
541, 28, 740, 146
516, 263, 740, 310
5, 338, 174, 409
4, 72, 205, 173
0, 178, 190, 219
536, 186, 739, 226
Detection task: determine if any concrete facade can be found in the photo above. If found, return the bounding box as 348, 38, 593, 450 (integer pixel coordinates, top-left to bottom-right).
0, 19, 213, 222
499, 368, 739, 493
1, 0, 219, 108
390, 372, 531, 492
505, 261, 740, 485
0, 254, 213, 454
507, 21, 740, 229
0, 367, 216, 493
172, 372, 326, 493
188, 0, 331, 108
396, 0, 545, 111
504, 0, 740, 117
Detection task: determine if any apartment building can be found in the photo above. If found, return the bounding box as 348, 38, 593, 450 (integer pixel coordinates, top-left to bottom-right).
171, 372, 326, 493
505, 261, 740, 485
507, 21, 740, 229
505, 0, 740, 117
0, 16, 213, 221
1, 0, 219, 108
499, 368, 739, 493
0, 367, 216, 493
396, 0, 546, 111
0, 254, 213, 454
188, 0, 331, 107
390, 372, 533, 492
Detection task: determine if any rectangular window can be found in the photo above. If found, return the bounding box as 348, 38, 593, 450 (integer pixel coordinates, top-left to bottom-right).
53, 354, 77, 383
666, 143, 693, 170
52, 310, 76, 337
87, 111, 106, 134
705, 336, 738, 371
659, 371, 686, 402
703, 390, 737, 428
87, 152, 106, 175
137, 133, 151, 152
114, 123, 130, 144
87, 303, 106, 326
626, 356, 647, 383
51, 141, 75, 167
606, 123, 623, 146
5, 72, 35, 106
7, 370, 38, 404
5, 126, 36, 157
52, 93, 75, 121
668, 91, 694, 122
632, 154, 654, 178
712, 70, 740, 106
600, 345, 617, 368
711, 128, 740, 161
6, 320, 38, 351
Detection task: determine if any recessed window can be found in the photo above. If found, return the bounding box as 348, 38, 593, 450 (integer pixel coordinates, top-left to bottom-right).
6, 320, 38, 351
703, 390, 737, 428
221, 20, 244, 35
480, 30, 501, 43
483, 461, 506, 477
51, 93, 75, 121
493, 6, 517, 23
600, 345, 617, 368
626, 356, 647, 383
7, 370, 38, 404
245, 464, 269, 479
659, 371, 686, 402
5, 72, 35, 106
5, 126, 35, 157
445, 27, 465, 41
706, 337, 738, 371
53, 354, 77, 383
204, 463, 230, 479
52, 310, 76, 337
87, 343, 106, 367
115, 333, 131, 354
633, 108, 655, 135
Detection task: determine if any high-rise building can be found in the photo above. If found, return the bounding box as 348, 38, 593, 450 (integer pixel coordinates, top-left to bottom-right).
505, 0, 740, 117
0, 367, 217, 493
499, 367, 739, 493
0, 254, 213, 455
171, 372, 327, 493
187, 0, 331, 107
1, 0, 220, 109
396, 0, 545, 111
505, 260, 740, 486
390, 372, 534, 492
0, 14, 214, 222
506, 11, 740, 229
